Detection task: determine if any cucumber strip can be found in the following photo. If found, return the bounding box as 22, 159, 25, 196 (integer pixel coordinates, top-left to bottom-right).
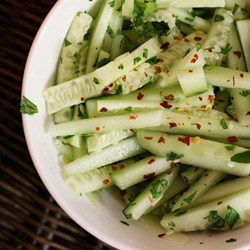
204, 65, 250, 89
111, 156, 173, 190
177, 66, 208, 97
172, 170, 226, 211
72, 136, 88, 159
181, 166, 206, 185
201, 8, 233, 65
236, 19, 250, 72
146, 175, 188, 215
50, 110, 163, 137
160, 188, 250, 232
225, 0, 248, 10
122, 0, 134, 19
43, 36, 163, 114
156, 0, 225, 8
87, 129, 134, 153
136, 130, 250, 176
213, 88, 231, 113
63, 136, 145, 175
156, 45, 206, 87
85, 0, 114, 73
191, 175, 250, 207
110, 34, 125, 60
57, 12, 93, 83
227, 22, 250, 126
54, 138, 74, 163
148, 109, 250, 140
123, 167, 179, 220
64, 159, 134, 194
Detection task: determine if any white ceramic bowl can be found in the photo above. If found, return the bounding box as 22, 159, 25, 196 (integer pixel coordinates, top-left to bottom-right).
22, 1, 250, 249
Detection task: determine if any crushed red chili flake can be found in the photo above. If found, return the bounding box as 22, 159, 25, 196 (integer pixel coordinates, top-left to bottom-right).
80, 97, 84, 101
103, 179, 110, 185
148, 159, 155, 165
137, 92, 144, 100
217, 201, 223, 205
154, 66, 162, 73
99, 107, 108, 112
95, 127, 100, 132
199, 96, 203, 101
160, 42, 170, 49
133, 68, 138, 71
129, 113, 137, 120
165, 94, 175, 101
112, 166, 117, 171
208, 95, 215, 103
233, 51, 241, 58
204, 173, 209, 177
189, 69, 193, 73
122, 75, 127, 82
227, 136, 239, 143
194, 36, 202, 41
246, 111, 250, 115
184, 38, 190, 42
119, 164, 125, 169
158, 233, 166, 238
170, 162, 177, 167
194, 167, 199, 172
173, 35, 182, 41
101, 83, 114, 95
196, 123, 201, 130
144, 172, 155, 180
158, 136, 165, 143
194, 54, 199, 59
208, 48, 213, 52
240, 73, 244, 78
169, 122, 177, 129
160, 101, 172, 109
144, 72, 148, 77
232, 76, 235, 86
144, 136, 153, 140
178, 136, 190, 146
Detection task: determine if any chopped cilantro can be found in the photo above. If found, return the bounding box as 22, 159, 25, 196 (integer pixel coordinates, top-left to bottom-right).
64, 38, 72, 47
183, 191, 197, 204
239, 90, 250, 97
231, 150, 250, 163
93, 77, 100, 84
175, 209, 187, 216
221, 43, 232, 54
124, 107, 132, 112
20, 96, 38, 115
232, 4, 240, 15
117, 85, 123, 94
107, 26, 114, 38
95, 58, 110, 68
120, 220, 129, 226
134, 56, 141, 64
220, 119, 228, 129
214, 14, 225, 22
109, 0, 115, 7
225, 145, 235, 151
168, 221, 176, 228
143, 48, 148, 59
225, 205, 240, 229
150, 179, 169, 199
118, 63, 124, 70
147, 56, 160, 64
205, 210, 225, 230
166, 152, 184, 161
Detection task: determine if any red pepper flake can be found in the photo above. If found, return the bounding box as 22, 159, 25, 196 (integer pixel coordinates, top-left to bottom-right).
103, 179, 110, 185
194, 36, 202, 41
160, 42, 170, 50
154, 66, 162, 73
133, 68, 138, 71
233, 76, 235, 87
80, 97, 84, 101
233, 51, 241, 59
199, 96, 203, 101
101, 83, 114, 95
240, 73, 244, 78
129, 113, 137, 120
217, 201, 223, 205
204, 173, 209, 177
217, 99, 225, 103
169, 122, 177, 129
137, 92, 144, 100
122, 75, 126, 82
144, 72, 148, 77
194, 54, 199, 59
95, 126, 100, 132
148, 159, 155, 165
158, 136, 165, 143
173, 36, 182, 41
158, 233, 166, 238
184, 38, 190, 42
196, 123, 201, 130
144, 172, 155, 180
208, 48, 213, 52
144, 136, 153, 140
112, 166, 117, 171
191, 58, 196, 63
189, 69, 193, 73
119, 164, 125, 170
227, 136, 238, 143
178, 136, 190, 146
99, 107, 108, 112
246, 111, 250, 115
160, 101, 172, 109
170, 162, 177, 168
194, 167, 199, 172
208, 95, 215, 103
165, 94, 175, 101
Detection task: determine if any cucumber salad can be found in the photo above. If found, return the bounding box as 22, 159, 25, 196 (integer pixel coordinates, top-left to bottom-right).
43, 0, 250, 233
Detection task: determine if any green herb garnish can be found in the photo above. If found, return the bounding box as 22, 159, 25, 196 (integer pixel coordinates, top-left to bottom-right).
214, 14, 225, 22
239, 90, 250, 97
20, 96, 38, 115
183, 191, 197, 204
225, 205, 240, 229
143, 48, 148, 59
134, 56, 141, 64
150, 179, 169, 199
64, 38, 72, 47
205, 210, 225, 230
118, 63, 124, 70
220, 119, 228, 129
225, 145, 235, 151
231, 150, 250, 163
107, 26, 114, 38
166, 152, 184, 161
109, 0, 115, 7
93, 77, 100, 84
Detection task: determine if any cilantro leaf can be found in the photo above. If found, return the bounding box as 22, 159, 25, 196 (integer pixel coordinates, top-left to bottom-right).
20, 96, 38, 115
166, 152, 184, 161
231, 150, 250, 163
225, 205, 240, 229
